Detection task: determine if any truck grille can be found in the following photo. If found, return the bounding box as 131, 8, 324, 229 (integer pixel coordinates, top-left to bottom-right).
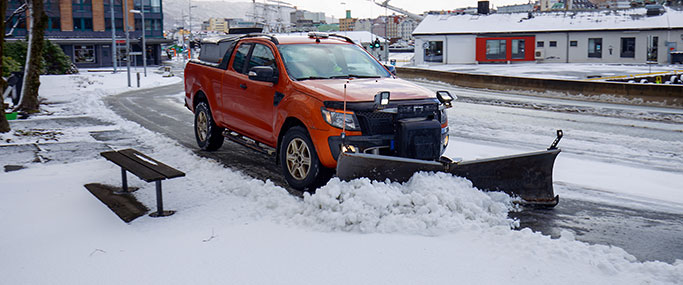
355, 111, 395, 135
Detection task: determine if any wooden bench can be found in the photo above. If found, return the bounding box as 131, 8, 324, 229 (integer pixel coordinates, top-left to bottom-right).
101, 148, 185, 217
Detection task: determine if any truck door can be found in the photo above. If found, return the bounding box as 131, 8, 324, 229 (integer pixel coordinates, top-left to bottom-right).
237, 43, 280, 145
222, 42, 280, 146
220, 42, 252, 133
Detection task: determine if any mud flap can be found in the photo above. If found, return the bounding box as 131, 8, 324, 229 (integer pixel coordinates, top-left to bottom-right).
336, 149, 561, 207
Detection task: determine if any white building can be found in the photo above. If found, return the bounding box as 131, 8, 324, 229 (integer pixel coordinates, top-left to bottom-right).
412, 7, 683, 65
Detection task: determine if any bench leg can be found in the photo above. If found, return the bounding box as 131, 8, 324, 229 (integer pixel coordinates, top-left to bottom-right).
156, 180, 163, 213
121, 168, 128, 192
149, 180, 175, 217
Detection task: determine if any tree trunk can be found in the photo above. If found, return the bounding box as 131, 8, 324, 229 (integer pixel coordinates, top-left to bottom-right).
0, 0, 11, 133
19, 0, 47, 113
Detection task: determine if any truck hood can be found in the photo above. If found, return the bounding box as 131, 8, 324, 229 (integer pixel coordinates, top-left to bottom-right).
293, 77, 435, 103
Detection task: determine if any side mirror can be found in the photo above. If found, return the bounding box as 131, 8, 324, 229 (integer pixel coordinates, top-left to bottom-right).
248, 66, 278, 83
384, 64, 396, 75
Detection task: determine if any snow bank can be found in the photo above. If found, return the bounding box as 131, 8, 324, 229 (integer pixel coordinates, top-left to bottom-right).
2, 67, 683, 284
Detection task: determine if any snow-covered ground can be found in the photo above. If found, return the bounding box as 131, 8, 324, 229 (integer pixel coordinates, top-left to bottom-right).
412, 62, 683, 80
1, 69, 682, 284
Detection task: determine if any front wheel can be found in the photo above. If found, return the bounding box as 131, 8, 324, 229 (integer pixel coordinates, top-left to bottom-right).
280, 126, 331, 191
194, 101, 224, 151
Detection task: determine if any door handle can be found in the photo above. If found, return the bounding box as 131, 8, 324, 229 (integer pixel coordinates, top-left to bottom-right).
240, 83, 247, 89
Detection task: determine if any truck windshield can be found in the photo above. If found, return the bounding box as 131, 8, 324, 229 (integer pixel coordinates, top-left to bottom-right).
278, 44, 391, 80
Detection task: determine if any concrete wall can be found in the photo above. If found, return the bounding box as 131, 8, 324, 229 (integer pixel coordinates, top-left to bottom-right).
396, 66, 683, 107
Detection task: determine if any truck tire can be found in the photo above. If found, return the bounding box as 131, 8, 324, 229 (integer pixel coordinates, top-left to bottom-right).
194, 101, 224, 151
280, 126, 329, 191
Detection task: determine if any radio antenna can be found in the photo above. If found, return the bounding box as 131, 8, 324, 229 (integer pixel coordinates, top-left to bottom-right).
341, 81, 348, 141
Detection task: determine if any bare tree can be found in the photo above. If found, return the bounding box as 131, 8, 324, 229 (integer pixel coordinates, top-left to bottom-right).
18, 0, 47, 113
0, 0, 11, 133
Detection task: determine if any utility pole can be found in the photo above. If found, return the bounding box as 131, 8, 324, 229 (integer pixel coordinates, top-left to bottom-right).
124, 0, 131, 87
110, 0, 117, 73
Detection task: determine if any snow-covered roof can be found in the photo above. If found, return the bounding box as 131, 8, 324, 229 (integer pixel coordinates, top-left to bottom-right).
413, 7, 683, 35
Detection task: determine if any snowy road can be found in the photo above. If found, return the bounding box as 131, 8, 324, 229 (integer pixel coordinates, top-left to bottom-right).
105, 75, 683, 263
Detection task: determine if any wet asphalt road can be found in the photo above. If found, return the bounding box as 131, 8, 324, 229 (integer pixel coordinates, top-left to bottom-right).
105, 74, 683, 264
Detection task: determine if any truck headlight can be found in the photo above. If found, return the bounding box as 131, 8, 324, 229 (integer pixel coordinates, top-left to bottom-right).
440, 109, 448, 124
321, 108, 360, 131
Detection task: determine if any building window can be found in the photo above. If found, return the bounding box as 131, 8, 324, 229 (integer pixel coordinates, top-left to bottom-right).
549, 41, 557, 47
537, 41, 544, 48
570, 41, 578, 47
511, 39, 525, 59
73, 18, 93, 31
588, 38, 602, 58
486, 39, 506, 60
150, 0, 161, 13
105, 18, 124, 31
74, 45, 96, 63
47, 17, 61, 31
72, 0, 92, 12
424, 41, 443, 62
620, 37, 635, 58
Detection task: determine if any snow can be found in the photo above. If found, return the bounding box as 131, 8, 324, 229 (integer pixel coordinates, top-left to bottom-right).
413, 7, 683, 35
408, 62, 683, 80
1, 68, 683, 283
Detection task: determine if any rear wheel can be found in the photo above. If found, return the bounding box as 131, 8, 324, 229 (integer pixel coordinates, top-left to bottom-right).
280, 126, 331, 191
194, 101, 224, 151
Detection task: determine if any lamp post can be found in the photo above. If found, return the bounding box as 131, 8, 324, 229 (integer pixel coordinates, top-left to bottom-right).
130, 9, 146, 77
124, 0, 131, 87
110, 0, 117, 73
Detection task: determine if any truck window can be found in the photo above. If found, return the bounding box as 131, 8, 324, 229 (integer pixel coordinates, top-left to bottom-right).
232, 43, 252, 74
247, 44, 277, 74
278, 44, 390, 80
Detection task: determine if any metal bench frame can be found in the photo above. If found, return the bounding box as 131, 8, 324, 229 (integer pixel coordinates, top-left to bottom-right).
101, 148, 185, 217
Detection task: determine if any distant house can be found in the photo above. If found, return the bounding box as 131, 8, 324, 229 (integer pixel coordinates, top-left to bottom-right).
412, 7, 683, 65
5, 0, 171, 68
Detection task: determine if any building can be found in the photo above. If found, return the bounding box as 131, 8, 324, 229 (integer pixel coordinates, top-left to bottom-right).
497, 3, 535, 13
5, 0, 169, 68
339, 10, 357, 31
205, 18, 230, 33
397, 17, 418, 41
412, 7, 683, 65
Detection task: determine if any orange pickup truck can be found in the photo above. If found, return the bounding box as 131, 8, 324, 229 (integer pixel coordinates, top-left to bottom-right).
184, 33, 452, 190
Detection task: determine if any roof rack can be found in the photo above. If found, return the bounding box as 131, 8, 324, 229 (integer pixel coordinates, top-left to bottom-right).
306, 32, 355, 45
328, 34, 355, 44
240, 33, 280, 45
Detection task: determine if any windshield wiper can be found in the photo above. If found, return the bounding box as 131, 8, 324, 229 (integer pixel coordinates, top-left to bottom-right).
329, 74, 382, 79
296, 76, 331, 81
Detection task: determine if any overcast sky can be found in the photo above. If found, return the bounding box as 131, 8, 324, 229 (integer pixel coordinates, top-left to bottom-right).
192, 0, 530, 20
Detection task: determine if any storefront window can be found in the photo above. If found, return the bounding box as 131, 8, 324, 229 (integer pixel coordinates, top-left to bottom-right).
486, 39, 506, 60
620, 37, 635, 58
74, 45, 96, 63
424, 41, 443, 63
588, 38, 602, 58
511, 39, 525, 59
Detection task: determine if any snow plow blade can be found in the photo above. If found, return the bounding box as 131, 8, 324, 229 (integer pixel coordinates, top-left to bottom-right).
336, 149, 561, 207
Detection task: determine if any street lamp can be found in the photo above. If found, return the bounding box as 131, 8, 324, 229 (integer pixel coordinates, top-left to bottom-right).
130, 9, 146, 77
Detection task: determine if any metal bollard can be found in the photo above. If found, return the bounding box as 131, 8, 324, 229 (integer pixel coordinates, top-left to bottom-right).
136, 72, 140, 87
